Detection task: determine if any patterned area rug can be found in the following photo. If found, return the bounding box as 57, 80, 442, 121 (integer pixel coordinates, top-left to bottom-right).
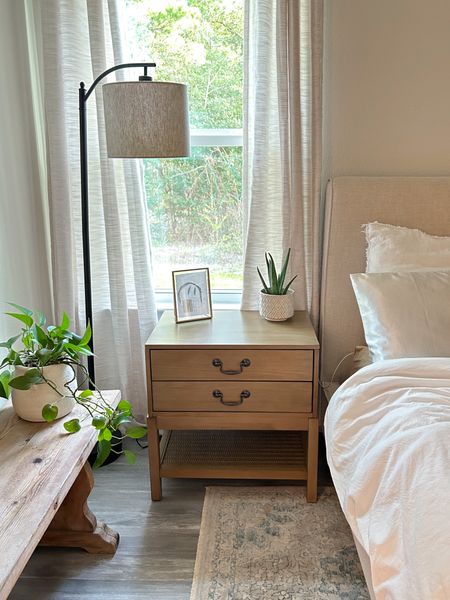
190, 487, 369, 600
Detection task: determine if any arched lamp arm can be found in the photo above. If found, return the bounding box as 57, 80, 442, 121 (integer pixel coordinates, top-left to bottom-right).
81, 62, 157, 102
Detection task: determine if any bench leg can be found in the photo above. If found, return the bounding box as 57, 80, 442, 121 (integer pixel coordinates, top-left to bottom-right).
40, 462, 119, 554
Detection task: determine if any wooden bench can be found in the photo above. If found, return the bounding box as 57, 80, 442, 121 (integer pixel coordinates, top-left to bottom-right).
0, 391, 120, 600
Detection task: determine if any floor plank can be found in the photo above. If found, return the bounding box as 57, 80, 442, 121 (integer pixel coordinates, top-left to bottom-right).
10, 436, 331, 599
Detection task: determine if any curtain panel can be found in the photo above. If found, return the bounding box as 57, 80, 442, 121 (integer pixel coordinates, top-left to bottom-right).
242, 0, 323, 328
34, 0, 157, 416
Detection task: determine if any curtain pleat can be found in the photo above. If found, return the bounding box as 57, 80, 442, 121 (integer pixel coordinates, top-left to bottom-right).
36, 0, 157, 415
242, 0, 323, 329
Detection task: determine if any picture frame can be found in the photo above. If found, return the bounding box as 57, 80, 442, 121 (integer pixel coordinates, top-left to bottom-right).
172, 268, 213, 324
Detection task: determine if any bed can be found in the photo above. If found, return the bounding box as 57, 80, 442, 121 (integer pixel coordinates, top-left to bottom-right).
320, 177, 450, 600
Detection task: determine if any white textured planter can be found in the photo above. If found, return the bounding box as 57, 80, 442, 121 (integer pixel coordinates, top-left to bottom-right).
259, 289, 295, 321
11, 364, 76, 422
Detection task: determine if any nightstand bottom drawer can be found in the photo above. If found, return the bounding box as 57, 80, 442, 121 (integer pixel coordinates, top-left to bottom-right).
152, 381, 312, 412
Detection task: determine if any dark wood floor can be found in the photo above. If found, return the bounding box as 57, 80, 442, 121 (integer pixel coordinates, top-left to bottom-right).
10, 436, 332, 600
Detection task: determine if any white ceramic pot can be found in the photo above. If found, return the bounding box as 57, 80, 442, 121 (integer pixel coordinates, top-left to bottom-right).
259, 288, 295, 321
11, 364, 76, 422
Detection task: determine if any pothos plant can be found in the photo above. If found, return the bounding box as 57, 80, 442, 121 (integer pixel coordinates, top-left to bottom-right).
0, 303, 146, 467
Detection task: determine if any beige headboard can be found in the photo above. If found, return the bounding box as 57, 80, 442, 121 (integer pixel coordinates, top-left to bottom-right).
320, 176, 450, 382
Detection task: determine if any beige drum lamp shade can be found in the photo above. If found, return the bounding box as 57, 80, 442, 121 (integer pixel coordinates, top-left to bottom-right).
102, 81, 190, 158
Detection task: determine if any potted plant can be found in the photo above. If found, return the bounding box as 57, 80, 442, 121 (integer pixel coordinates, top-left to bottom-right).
257, 249, 297, 321
0, 303, 146, 467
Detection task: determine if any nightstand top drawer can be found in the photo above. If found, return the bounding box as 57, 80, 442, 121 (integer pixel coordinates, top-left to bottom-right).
153, 381, 312, 413
146, 310, 319, 349
151, 349, 313, 381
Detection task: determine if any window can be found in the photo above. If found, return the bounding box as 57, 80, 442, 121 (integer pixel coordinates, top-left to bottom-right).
124, 0, 244, 294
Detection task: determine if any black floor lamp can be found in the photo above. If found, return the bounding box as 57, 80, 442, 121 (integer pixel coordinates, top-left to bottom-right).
79, 63, 190, 384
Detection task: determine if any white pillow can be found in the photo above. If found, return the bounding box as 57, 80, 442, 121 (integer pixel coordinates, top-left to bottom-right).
351, 271, 450, 361
365, 222, 450, 272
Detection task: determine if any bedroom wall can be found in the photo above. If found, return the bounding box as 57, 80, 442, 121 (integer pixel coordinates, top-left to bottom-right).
323, 0, 450, 178
0, 0, 53, 340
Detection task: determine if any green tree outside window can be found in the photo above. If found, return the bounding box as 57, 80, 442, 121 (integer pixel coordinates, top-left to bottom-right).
125, 0, 244, 289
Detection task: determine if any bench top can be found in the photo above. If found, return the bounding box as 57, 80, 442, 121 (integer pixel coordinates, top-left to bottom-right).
0, 390, 120, 599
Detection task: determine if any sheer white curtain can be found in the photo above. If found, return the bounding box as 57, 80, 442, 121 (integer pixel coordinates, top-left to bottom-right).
242, 0, 323, 328
35, 0, 156, 416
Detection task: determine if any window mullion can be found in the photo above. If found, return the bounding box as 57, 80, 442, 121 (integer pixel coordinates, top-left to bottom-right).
190, 128, 243, 147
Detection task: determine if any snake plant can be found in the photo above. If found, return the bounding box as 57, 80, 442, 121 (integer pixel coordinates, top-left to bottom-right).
257, 248, 297, 295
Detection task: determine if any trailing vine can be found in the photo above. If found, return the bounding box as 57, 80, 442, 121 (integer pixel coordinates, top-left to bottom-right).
0, 303, 146, 467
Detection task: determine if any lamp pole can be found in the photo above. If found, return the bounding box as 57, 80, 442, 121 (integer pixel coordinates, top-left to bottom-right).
78, 63, 156, 384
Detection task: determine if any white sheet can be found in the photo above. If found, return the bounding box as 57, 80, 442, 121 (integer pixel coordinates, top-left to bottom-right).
325, 358, 450, 600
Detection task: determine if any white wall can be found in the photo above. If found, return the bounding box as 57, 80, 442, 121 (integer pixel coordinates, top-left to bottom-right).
323, 0, 450, 178
0, 1, 52, 339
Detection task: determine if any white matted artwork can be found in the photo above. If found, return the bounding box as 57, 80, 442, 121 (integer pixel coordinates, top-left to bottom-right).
172, 268, 213, 323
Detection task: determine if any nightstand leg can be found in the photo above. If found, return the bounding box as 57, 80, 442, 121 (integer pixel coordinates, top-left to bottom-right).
307, 418, 318, 503
148, 417, 162, 501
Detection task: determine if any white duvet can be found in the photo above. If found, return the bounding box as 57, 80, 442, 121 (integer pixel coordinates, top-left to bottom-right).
325, 358, 450, 600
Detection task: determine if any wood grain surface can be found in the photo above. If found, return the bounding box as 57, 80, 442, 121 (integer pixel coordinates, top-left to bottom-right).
154, 412, 310, 430
152, 381, 312, 412
151, 349, 314, 381
0, 390, 120, 599
146, 310, 319, 349
40, 462, 119, 554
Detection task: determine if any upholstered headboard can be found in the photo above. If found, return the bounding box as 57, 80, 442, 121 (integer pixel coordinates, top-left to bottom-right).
320, 176, 450, 382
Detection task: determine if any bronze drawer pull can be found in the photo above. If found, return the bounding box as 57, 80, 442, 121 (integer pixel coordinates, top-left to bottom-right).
212, 357, 251, 375
213, 389, 251, 406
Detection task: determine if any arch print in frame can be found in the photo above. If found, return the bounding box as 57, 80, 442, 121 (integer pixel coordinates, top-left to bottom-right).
172, 267, 213, 323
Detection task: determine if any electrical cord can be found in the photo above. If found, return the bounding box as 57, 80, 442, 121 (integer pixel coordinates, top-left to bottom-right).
319, 352, 354, 392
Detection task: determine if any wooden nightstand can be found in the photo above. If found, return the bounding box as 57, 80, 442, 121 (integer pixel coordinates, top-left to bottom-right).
145, 310, 320, 502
